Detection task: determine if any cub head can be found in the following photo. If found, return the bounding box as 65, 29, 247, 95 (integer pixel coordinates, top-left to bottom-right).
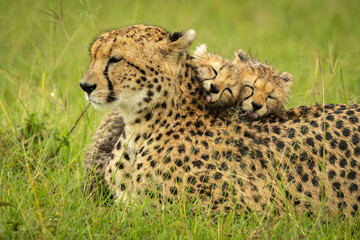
192, 44, 242, 107
79, 25, 196, 115
234, 50, 293, 118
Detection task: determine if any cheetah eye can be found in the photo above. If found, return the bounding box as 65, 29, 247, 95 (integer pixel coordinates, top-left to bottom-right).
203, 66, 219, 81
108, 56, 123, 64
104, 57, 124, 75
267, 95, 277, 100
244, 85, 254, 90
210, 66, 218, 78
224, 87, 233, 95
242, 85, 254, 101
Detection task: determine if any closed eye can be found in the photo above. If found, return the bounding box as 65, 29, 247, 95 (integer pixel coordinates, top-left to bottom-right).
210, 66, 218, 78
109, 56, 123, 64
242, 85, 254, 101
104, 56, 123, 75
224, 87, 233, 95
266, 95, 277, 100
202, 66, 218, 81
244, 85, 254, 90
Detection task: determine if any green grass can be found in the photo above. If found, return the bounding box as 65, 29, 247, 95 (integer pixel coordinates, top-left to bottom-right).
1, 0, 360, 238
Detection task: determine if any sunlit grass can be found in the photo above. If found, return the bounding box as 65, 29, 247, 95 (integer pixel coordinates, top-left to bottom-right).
1, 0, 359, 238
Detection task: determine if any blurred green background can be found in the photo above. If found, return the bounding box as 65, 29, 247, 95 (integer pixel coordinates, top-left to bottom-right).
1, 0, 360, 238
1, 0, 359, 123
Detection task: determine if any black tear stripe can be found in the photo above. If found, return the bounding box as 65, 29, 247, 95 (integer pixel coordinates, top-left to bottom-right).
104, 62, 116, 103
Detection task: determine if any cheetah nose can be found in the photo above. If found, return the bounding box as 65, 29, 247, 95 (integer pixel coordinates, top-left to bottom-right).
80, 82, 97, 94
252, 102, 262, 111
210, 83, 220, 94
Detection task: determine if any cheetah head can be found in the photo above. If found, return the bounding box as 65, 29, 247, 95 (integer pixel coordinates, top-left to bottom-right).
234, 50, 293, 118
80, 25, 196, 116
192, 44, 241, 107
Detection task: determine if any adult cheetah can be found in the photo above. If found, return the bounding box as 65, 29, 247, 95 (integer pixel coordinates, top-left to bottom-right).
81, 25, 360, 217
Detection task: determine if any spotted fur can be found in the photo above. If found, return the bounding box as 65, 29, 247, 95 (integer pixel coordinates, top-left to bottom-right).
82, 25, 360, 217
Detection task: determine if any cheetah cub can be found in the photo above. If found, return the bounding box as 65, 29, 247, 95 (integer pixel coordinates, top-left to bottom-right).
193, 44, 293, 118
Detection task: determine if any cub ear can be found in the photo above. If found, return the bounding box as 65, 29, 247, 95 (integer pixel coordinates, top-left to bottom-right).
280, 72, 293, 87
233, 49, 248, 64
193, 44, 209, 59
168, 29, 196, 58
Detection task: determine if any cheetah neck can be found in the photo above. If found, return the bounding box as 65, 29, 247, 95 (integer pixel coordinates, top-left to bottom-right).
120, 60, 208, 134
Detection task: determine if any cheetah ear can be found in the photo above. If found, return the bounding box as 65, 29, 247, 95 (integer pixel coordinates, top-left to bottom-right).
193, 44, 209, 59
280, 72, 293, 87
233, 49, 248, 64
168, 29, 196, 58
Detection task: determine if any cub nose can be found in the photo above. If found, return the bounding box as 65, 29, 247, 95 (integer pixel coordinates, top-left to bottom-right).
209, 83, 220, 94
80, 82, 97, 94
252, 102, 262, 111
